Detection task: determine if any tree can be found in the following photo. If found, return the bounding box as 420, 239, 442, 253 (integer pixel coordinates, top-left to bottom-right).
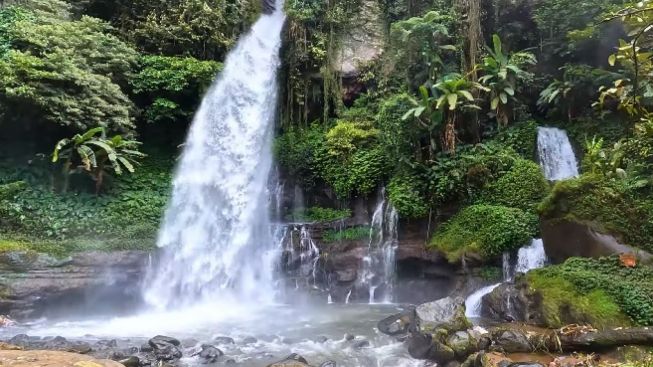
52, 127, 145, 194
0, 2, 138, 134
477, 34, 536, 127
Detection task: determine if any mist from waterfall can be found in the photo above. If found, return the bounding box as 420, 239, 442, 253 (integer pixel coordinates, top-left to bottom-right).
144, 3, 286, 309
537, 127, 579, 180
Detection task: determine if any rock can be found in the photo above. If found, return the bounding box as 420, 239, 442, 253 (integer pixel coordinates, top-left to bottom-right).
335, 269, 357, 283
261, 0, 275, 14
344, 333, 355, 341
148, 335, 182, 361
213, 336, 235, 345
281, 337, 296, 345
445, 362, 461, 367
352, 340, 370, 349
8, 334, 31, 347
181, 338, 199, 347
194, 344, 223, 364
242, 336, 257, 344
267, 353, 310, 367
0, 251, 148, 320
315, 335, 328, 343
320, 361, 337, 367
139, 343, 152, 352
334, 0, 384, 77
541, 219, 653, 264
225, 359, 236, 364
118, 356, 139, 367
446, 331, 477, 359
0, 349, 123, 366
478, 351, 513, 367
95, 340, 118, 349
407, 332, 455, 363
491, 329, 532, 353
508, 363, 545, 367
377, 308, 416, 336
416, 297, 471, 333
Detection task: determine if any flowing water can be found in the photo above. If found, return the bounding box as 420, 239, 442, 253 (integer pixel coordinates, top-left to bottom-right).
537, 127, 579, 181
358, 192, 399, 304
515, 239, 547, 274
144, 0, 286, 309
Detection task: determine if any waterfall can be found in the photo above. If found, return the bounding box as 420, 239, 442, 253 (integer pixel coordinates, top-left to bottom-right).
144, 3, 286, 308
359, 191, 399, 304
515, 238, 547, 274
465, 284, 501, 318
537, 127, 579, 181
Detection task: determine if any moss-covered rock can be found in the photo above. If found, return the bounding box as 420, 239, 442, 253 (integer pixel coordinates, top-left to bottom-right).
430, 204, 538, 263
539, 174, 653, 253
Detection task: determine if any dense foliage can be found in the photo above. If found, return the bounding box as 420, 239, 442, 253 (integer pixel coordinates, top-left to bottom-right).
430, 204, 538, 263
527, 257, 653, 327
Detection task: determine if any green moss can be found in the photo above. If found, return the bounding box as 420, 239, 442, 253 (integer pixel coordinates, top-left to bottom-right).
527, 257, 653, 326
526, 272, 629, 328
539, 174, 653, 252
322, 226, 370, 243
478, 158, 550, 214
430, 204, 538, 263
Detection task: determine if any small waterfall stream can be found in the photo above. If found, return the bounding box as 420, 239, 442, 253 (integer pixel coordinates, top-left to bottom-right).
144, 3, 286, 308
359, 191, 399, 304
537, 127, 579, 180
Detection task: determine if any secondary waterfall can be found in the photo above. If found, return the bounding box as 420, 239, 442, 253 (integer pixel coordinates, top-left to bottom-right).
537, 127, 579, 180
144, 3, 286, 308
515, 239, 546, 274
359, 192, 399, 304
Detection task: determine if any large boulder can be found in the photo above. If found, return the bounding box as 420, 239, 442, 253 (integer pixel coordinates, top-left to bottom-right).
416, 297, 471, 333
541, 219, 653, 264
267, 353, 310, 367
377, 308, 416, 336
148, 335, 182, 362
406, 332, 456, 362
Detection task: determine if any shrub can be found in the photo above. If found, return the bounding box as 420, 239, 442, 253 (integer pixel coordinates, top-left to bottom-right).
286, 207, 351, 223
494, 120, 538, 159
387, 174, 428, 219
430, 204, 538, 263
527, 257, 653, 326
479, 158, 549, 213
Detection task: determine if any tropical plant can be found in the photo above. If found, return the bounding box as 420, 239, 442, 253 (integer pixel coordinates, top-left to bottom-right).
52, 127, 146, 194
477, 34, 536, 126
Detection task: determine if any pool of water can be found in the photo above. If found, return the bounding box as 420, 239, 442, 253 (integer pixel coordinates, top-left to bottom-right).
0, 302, 423, 367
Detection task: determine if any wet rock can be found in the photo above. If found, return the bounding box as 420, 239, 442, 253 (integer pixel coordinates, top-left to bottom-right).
445, 362, 461, 367
478, 351, 513, 367
225, 359, 236, 364
139, 343, 153, 352
352, 339, 370, 349
344, 333, 355, 341
492, 329, 531, 353
68, 342, 92, 354
181, 338, 199, 347
267, 353, 310, 367
213, 336, 235, 345
242, 336, 258, 344
446, 331, 477, 359
320, 361, 337, 367
315, 335, 328, 343
335, 269, 357, 283
96, 339, 118, 349
195, 344, 223, 364
416, 297, 471, 333
148, 335, 182, 361
118, 356, 140, 367
378, 308, 416, 336
407, 332, 455, 363
508, 363, 545, 367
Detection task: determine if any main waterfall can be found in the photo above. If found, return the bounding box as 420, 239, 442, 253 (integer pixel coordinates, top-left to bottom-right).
145, 3, 286, 308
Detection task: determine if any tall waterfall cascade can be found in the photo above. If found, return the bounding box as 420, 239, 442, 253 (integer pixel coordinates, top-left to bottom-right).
359, 192, 399, 304
144, 3, 286, 308
537, 127, 579, 180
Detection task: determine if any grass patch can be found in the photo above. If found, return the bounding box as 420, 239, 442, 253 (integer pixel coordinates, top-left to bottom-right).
285, 206, 352, 222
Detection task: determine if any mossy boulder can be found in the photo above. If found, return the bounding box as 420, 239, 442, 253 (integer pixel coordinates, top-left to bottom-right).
430, 204, 538, 263
416, 296, 472, 333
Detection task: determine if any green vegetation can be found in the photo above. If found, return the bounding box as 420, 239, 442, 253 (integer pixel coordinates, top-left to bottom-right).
539, 174, 653, 253
479, 158, 549, 213
527, 257, 653, 326
285, 207, 351, 223
322, 226, 371, 243
430, 204, 538, 263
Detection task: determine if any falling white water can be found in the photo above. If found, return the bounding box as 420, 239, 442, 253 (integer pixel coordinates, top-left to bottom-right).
465, 284, 501, 318
537, 127, 579, 181
144, 3, 286, 309
359, 191, 399, 304
515, 238, 547, 274
345, 289, 353, 304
